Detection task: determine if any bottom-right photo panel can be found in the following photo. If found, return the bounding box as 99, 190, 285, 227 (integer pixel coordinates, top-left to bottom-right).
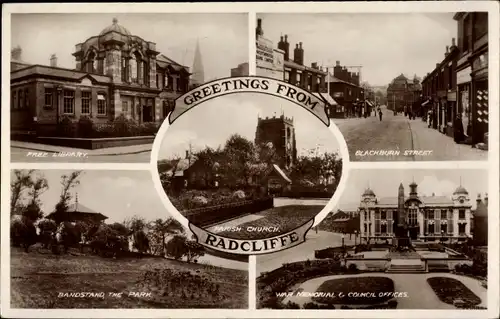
257, 169, 488, 310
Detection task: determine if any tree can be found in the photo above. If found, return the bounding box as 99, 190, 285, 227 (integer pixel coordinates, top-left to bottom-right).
22, 176, 49, 221
193, 146, 223, 187
11, 169, 35, 214
220, 134, 256, 187
165, 234, 187, 260
53, 171, 82, 222
184, 239, 205, 263
150, 218, 184, 256
291, 151, 342, 188
165, 234, 205, 263
158, 156, 182, 191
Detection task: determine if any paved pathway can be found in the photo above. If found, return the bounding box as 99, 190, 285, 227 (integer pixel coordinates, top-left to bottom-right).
283, 272, 487, 309
333, 105, 487, 161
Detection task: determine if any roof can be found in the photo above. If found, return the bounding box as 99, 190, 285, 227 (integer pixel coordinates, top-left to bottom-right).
46, 203, 108, 221
374, 195, 455, 207
313, 92, 338, 106
11, 65, 111, 84
362, 188, 376, 197
272, 164, 292, 183
453, 186, 469, 195
99, 18, 131, 37
326, 73, 358, 87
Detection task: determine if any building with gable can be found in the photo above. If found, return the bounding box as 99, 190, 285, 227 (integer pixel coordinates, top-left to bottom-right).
359, 181, 473, 243
10, 18, 192, 135
386, 74, 422, 113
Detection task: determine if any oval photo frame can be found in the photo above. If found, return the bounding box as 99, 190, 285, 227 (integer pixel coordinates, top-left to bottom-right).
150, 76, 351, 255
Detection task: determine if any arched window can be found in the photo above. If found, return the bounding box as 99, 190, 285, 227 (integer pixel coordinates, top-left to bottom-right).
87, 51, 96, 73
130, 51, 142, 84
143, 61, 149, 86
121, 57, 128, 82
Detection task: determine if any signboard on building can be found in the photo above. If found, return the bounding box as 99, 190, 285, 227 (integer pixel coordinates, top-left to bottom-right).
457, 67, 472, 85
256, 36, 274, 69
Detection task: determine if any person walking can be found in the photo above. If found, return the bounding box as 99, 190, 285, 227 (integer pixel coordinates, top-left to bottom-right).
378, 107, 383, 121
453, 114, 465, 143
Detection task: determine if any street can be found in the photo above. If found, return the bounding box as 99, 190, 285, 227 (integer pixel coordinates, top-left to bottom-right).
257, 230, 356, 275
334, 106, 488, 161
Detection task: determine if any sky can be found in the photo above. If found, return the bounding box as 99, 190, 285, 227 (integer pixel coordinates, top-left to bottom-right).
13, 170, 169, 224
159, 93, 341, 160
10, 13, 248, 81
336, 169, 489, 211
257, 13, 458, 86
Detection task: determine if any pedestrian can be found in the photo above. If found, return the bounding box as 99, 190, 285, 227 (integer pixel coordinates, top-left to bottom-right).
427, 110, 433, 128
378, 108, 383, 121
453, 114, 465, 144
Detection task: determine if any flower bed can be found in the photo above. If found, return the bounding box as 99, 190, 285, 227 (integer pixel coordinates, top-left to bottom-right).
312, 277, 395, 305
168, 188, 261, 211
426, 277, 482, 307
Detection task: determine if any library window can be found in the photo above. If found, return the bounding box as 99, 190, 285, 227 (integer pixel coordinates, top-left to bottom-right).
97, 94, 106, 115
44, 88, 53, 109
81, 91, 91, 114
63, 90, 75, 114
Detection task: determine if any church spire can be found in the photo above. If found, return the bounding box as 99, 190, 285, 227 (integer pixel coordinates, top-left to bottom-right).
191, 38, 205, 87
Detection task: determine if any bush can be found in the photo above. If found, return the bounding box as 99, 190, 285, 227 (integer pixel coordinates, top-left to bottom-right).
283, 301, 300, 309
347, 263, 359, 273
77, 116, 94, 138
57, 116, 74, 137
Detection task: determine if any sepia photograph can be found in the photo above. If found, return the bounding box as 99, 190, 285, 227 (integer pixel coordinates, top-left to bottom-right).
157, 93, 344, 241
256, 13, 489, 161
9, 169, 248, 308
257, 169, 488, 310
9, 13, 248, 163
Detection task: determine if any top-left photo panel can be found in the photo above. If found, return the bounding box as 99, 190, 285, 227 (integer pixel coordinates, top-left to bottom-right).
9, 12, 249, 163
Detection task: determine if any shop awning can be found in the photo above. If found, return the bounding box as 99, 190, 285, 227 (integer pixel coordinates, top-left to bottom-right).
365, 100, 374, 107
422, 100, 430, 106
313, 92, 338, 106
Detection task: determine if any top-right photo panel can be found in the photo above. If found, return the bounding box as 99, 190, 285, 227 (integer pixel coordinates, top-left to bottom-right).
256, 12, 489, 162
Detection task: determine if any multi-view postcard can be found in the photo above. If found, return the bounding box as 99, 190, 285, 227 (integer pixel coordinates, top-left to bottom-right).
2, 2, 499, 319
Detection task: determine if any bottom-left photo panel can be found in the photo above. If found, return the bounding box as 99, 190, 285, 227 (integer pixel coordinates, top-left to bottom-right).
9, 169, 249, 309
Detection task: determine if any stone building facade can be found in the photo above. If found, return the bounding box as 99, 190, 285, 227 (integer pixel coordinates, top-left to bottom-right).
359, 182, 473, 243
10, 18, 191, 134
386, 74, 422, 113
255, 114, 297, 170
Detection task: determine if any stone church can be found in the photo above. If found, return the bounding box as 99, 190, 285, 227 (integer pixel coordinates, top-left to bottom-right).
10, 18, 193, 134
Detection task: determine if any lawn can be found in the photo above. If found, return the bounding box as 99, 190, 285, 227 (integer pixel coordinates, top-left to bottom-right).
216, 205, 322, 240
426, 277, 482, 307
312, 277, 395, 305
10, 247, 248, 309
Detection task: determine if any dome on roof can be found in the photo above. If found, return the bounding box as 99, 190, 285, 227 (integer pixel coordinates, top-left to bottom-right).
453, 186, 469, 195
99, 18, 131, 37
362, 188, 376, 197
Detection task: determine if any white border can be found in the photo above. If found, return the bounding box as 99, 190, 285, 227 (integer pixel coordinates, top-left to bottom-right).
149, 86, 351, 232
2, 2, 499, 319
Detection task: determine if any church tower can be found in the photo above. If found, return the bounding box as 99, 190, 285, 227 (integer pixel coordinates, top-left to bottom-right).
191, 39, 205, 88
255, 113, 297, 169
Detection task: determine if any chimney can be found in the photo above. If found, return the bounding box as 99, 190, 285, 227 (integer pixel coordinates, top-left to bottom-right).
284, 35, 289, 61
185, 150, 189, 159
50, 54, 57, 67
484, 193, 488, 206
476, 193, 482, 205
311, 62, 317, 69
436, 63, 440, 69
452, 38, 456, 47
336, 60, 340, 66
11, 46, 22, 61
256, 18, 263, 37
445, 46, 449, 57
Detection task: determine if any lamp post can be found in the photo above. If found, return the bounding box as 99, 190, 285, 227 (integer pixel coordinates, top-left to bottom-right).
354, 230, 358, 246
341, 233, 345, 248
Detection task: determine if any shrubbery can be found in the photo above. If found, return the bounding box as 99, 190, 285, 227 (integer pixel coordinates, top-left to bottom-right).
169, 188, 265, 211
56, 114, 159, 138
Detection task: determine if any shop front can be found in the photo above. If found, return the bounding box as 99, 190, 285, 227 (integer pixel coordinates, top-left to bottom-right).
456, 66, 472, 138
445, 90, 457, 137
470, 50, 488, 144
